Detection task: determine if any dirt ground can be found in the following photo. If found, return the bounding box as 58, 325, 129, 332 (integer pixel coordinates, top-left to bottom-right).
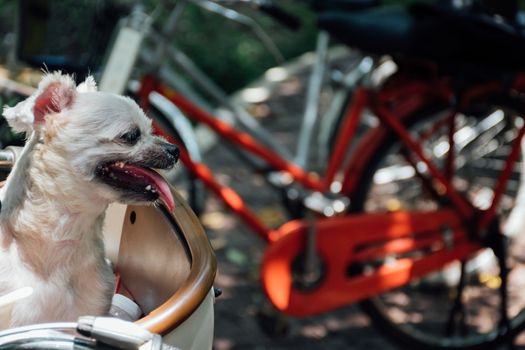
205, 138, 402, 350
199, 63, 399, 349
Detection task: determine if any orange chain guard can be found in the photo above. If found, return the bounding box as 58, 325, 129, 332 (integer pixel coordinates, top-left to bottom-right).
261, 209, 481, 317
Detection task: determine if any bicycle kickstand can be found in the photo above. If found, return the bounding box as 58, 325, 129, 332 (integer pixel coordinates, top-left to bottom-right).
484, 219, 515, 349
495, 233, 514, 350
445, 261, 468, 337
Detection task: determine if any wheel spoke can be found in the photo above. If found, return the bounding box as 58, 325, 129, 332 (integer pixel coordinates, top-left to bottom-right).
354, 104, 525, 349
445, 262, 468, 337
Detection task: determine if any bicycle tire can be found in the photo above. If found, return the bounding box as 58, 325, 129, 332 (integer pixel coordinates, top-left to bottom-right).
346, 100, 525, 349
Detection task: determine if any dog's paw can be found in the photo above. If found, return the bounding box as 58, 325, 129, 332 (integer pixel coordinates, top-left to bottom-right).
3, 72, 77, 133
3, 97, 36, 134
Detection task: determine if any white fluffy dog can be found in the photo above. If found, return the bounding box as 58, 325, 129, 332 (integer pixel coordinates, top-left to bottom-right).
0, 72, 178, 326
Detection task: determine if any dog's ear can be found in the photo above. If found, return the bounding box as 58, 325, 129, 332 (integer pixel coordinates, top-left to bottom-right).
32, 73, 76, 124
77, 76, 98, 93
3, 72, 76, 133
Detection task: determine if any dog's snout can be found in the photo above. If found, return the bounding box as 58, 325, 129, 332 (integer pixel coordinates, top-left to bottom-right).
139, 141, 179, 169
164, 143, 179, 163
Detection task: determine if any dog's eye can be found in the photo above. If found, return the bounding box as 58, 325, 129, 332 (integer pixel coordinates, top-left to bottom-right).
119, 128, 141, 145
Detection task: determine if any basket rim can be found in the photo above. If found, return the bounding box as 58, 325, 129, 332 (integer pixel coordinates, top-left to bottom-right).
134, 189, 217, 334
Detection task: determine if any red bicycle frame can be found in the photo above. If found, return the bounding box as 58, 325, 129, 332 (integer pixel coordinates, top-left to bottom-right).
139, 72, 525, 241
138, 71, 525, 315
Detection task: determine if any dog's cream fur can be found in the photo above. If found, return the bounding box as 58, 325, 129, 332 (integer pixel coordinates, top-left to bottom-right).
0, 73, 177, 326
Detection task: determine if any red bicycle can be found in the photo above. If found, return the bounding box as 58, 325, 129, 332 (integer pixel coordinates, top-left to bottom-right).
137, 2, 525, 349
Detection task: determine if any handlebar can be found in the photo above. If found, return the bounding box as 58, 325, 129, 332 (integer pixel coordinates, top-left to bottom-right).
310, 0, 381, 12
187, 0, 288, 63
205, 0, 302, 31
0, 316, 180, 349
257, 1, 301, 31
0, 148, 17, 169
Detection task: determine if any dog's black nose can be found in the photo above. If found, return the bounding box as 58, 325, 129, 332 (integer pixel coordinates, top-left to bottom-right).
164, 143, 179, 162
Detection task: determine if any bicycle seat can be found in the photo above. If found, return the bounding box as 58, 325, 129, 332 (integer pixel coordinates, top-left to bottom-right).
318, 3, 525, 72
311, 0, 381, 12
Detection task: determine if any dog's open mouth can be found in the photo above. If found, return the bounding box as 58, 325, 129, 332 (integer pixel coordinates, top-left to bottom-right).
96, 161, 175, 212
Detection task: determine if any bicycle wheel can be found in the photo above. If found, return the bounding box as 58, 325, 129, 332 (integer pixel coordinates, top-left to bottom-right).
349, 102, 525, 349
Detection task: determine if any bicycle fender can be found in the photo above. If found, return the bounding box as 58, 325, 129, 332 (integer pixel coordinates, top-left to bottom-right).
149, 92, 203, 162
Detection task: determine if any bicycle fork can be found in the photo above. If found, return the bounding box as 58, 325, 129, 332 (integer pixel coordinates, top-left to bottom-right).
447, 219, 515, 348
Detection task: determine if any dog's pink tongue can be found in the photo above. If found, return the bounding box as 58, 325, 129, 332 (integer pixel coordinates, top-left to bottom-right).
120, 164, 175, 212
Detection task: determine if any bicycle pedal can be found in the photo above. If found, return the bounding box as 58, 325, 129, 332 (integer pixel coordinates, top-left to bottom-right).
267, 171, 294, 188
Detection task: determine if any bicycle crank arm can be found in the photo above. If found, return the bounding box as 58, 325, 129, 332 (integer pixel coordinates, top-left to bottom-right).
261, 209, 480, 317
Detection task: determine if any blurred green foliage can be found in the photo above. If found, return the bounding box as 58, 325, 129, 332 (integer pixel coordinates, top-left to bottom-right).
154, 0, 425, 92
1, 0, 317, 92
171, 1, 318, 92
1, 0, 432, 93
